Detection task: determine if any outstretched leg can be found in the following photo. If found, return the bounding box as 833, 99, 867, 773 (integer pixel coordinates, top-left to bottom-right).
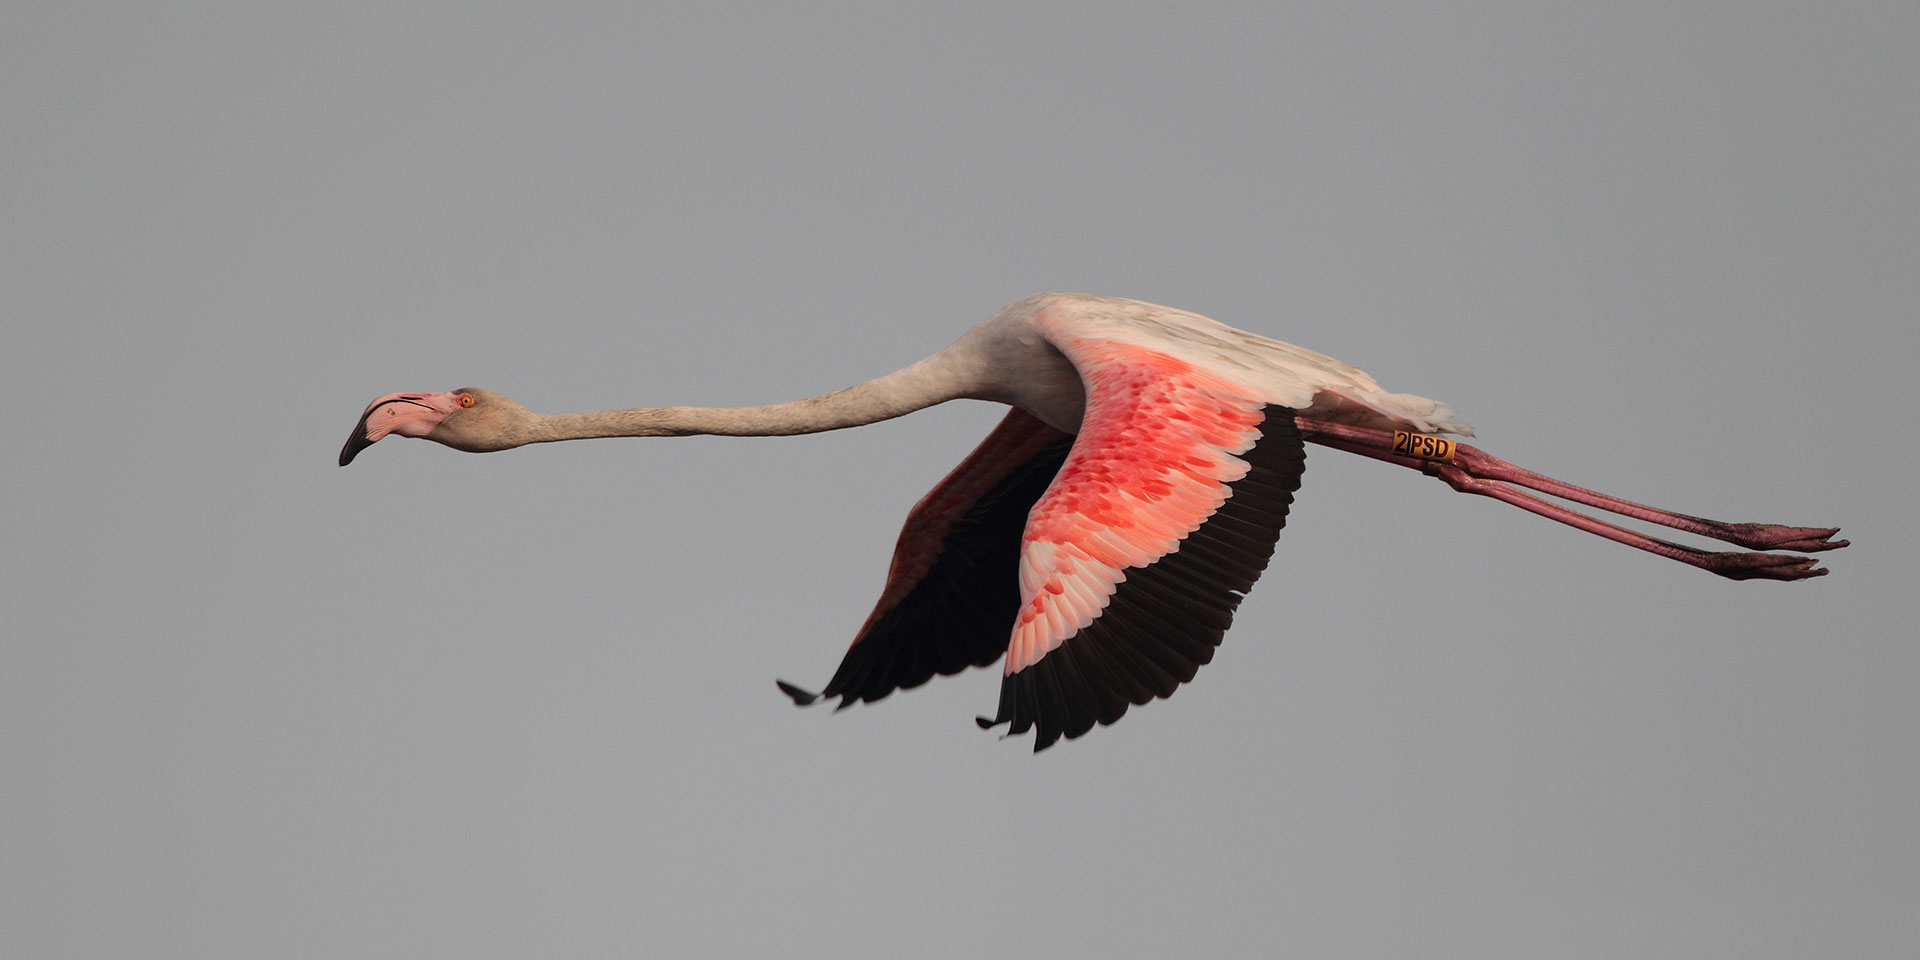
1294, 418, 1847, 581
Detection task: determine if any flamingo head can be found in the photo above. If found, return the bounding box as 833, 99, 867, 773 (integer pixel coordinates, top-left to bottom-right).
338, 388, 529, 465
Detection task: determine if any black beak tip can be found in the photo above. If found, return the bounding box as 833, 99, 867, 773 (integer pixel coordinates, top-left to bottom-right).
340, 402, 386, 467
339, 433, 371, 467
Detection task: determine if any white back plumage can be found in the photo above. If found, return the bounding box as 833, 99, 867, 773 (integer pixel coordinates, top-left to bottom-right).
1008, 293, 1472, 435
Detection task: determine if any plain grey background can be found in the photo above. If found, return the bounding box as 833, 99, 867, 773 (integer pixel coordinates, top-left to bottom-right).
5, 3, 1913, 957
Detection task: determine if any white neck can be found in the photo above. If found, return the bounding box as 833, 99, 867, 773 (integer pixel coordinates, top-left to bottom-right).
524, 353, 977, 442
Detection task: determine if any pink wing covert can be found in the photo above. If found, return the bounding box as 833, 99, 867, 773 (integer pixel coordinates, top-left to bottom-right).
979, 338, 1307, 749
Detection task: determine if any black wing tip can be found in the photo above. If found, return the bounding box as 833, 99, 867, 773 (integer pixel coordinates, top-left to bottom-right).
974, 704, 1076, 752
776, 680, 821, 706
973, 714, 1061, 753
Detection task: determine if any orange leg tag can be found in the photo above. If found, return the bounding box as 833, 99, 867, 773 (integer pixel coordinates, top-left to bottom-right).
1391, 430, 1456, 464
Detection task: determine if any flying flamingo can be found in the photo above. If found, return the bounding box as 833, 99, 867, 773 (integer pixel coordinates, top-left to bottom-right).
340, 293, 1845, 750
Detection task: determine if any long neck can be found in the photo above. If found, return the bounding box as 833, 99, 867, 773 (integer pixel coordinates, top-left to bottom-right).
524, 353, 976, 442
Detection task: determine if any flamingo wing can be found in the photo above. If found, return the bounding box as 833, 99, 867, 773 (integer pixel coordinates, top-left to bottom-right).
778, 408, 1074, 708
979, 337, 1307, 750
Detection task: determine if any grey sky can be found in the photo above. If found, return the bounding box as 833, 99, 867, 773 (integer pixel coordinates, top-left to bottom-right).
5, 3, 1915, 957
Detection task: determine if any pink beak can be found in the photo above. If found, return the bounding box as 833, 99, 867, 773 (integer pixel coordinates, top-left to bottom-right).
339, 392, 462, 466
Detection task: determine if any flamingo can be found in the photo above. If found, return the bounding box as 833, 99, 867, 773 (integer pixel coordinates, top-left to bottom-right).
340, 293, 1846, 750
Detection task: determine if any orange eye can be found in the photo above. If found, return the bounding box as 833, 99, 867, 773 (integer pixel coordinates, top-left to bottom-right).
458, 393, 476, 408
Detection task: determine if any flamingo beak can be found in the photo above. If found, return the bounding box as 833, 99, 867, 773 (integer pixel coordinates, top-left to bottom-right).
339, 392, 462, 466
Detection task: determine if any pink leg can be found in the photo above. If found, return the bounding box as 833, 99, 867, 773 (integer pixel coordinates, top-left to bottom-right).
1295, 418, 1847, 581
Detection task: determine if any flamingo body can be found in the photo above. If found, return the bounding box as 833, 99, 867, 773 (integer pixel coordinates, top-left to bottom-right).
343, 293, 1846, 751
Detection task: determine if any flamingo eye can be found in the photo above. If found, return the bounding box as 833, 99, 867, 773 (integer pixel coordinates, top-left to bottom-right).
458, 394, 476, 408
